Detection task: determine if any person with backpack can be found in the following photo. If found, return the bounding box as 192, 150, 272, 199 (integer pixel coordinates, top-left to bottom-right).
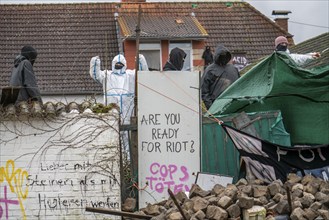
201, 44, 240, 110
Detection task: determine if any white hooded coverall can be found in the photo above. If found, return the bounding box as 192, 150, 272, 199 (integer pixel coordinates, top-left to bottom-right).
90, 54, 148, 153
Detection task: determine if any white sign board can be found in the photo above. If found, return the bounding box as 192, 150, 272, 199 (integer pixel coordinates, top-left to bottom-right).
138, 71, 201, 207
195, 172, 233, 191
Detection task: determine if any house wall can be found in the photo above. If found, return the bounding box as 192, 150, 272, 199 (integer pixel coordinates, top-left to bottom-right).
161, 40, 170, 68
122, 40, 137, 70
0, 113, 121, 220
192, 40, 205, 72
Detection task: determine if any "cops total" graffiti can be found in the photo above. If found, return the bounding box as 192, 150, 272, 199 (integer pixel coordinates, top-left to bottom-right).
145, 162, 190, 194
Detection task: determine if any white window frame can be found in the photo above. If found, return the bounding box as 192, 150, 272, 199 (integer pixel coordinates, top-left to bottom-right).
140, 42, 162, 71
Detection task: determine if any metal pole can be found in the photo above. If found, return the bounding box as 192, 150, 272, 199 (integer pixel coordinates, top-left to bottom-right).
104, 32, 108, 106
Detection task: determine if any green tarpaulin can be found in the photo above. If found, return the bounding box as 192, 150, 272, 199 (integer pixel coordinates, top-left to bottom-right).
207, 52, 329, 145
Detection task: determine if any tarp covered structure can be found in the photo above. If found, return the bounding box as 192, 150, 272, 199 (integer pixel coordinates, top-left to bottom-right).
222, 124, 329, 183
208, 52, 329, 145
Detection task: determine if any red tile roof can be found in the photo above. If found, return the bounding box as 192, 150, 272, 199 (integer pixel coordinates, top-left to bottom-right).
0, 3, 118, 95
0, 2, 290, 95
118, 14, 208, 40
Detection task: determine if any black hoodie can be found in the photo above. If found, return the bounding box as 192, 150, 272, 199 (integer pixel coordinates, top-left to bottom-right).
163, 47, 187, 71
201, 45, 239, 109
202, 46, 214, 66
9, 46, 42, 104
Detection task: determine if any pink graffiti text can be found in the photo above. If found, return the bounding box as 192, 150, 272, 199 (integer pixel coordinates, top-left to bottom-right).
0, 186, 20, 220
145, 162, 190, 194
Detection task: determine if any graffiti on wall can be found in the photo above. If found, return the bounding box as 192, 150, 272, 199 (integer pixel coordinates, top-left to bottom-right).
140, 112, 198, 187
140, 113, 196, 153
26, 160, 120, 212
0, 113, 121, 219
145, 162, 190, 194
138, 71, 201, 207
0, 160, 29, 219
140, 113, 194, 195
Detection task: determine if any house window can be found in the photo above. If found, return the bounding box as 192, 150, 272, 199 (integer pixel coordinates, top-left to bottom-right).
140, 42, 161, 71
169, 41, 192, 71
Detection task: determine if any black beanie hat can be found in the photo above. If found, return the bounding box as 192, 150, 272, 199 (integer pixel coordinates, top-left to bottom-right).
21, 45, 37, 64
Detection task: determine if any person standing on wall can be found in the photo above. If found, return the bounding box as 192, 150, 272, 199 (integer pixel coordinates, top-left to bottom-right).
90, 53, 149, 124
10, 45, 43, 105
202, 46, 214, 70
163, 47, 187, 71
90, 53, 149, 154
274, 36, 321, 65
201, 44, 240, 110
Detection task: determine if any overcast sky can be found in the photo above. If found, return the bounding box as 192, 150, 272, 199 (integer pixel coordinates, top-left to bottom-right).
245, 0, 329, 44
1, 0, 328, 44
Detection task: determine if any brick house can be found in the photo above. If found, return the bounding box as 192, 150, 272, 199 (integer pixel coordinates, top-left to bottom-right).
117, 13, 208, 71
0, 1, 292, 103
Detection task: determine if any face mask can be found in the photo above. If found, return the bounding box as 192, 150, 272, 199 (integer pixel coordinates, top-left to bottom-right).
114, 62, 124, 70
276, 44, 287, 52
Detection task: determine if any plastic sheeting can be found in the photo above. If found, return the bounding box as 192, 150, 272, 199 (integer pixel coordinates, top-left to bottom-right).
202, 110, 291, 182
207, 52, 329, 145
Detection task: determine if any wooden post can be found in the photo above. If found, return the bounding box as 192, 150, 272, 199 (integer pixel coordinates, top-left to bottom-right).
134, 4, 142, 115
167, 189, 188, 220
130, 4, 142, 206
86, 207, 153, 219
285, 184, 293, 215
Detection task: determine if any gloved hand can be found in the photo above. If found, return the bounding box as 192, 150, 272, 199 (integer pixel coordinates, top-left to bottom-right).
90, 56, 101, 79
310, 52, 321, 58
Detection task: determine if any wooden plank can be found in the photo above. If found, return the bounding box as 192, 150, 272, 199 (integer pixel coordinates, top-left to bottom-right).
85, 207, 153, 219
231, 111, 260, 181
168, 189, 188, 220
232, 111, 260, 138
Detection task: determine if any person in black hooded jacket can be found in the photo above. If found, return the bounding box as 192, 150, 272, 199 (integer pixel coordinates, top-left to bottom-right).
201, 45, 239, 110
163, 47, 187, 71
202, 46, 214, 70
10, 45, 42, 104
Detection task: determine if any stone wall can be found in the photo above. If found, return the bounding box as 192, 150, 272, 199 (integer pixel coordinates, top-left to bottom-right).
132, 173, 329, 220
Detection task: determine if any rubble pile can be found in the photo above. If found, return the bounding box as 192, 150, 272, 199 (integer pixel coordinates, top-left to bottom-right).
124, 173, 329, 220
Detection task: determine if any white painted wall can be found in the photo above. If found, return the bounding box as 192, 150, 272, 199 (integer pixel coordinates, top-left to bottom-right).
0, 111, 121, 220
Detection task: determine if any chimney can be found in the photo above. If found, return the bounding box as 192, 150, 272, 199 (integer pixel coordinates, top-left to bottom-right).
272, 10, 291, 32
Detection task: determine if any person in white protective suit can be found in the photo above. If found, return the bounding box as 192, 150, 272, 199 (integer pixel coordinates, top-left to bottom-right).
90, 54, 148, 153
90, 54, 149, 124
